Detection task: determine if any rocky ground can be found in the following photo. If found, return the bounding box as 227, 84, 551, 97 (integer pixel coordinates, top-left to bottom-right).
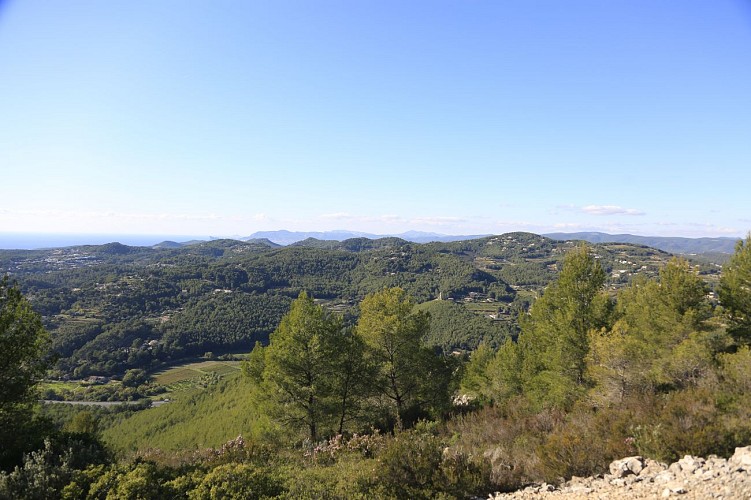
490, 446, 751, 499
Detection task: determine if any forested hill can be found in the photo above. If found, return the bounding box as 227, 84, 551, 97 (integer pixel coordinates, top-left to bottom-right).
0, 232, 714, 379
544, 231, 740, 255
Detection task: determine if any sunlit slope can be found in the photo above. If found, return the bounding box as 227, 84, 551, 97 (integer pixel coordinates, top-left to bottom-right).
102, 374, 267, 453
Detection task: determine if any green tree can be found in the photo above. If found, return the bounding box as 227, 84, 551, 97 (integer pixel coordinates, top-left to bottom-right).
0, 276, 51, 469
719, 234, 751, 346
485, 337, 523, 403
517, 245, 609, 409
261, 292, 340, 442
64, 411, 99, 436
241, 341, 266, 384
328, 326, 376, 435
587, 258, 718, 404
121, 369, 149, 388
356, 288, 451, 429
459, 343, 495, 403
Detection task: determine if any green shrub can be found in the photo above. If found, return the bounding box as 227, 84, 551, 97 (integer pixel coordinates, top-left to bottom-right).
278, 458, 377, 500
188, 463, 284, 500
373, 424, 492, 499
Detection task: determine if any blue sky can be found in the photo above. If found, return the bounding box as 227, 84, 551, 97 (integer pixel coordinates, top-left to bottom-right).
1, 1, 750, 239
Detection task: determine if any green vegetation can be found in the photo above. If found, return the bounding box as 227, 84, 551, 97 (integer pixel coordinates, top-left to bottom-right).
0, 276, 51, 469
102, 374, 265, 452
1, 234, 749, 498
0, 232, 698, 382
356, 289, 453, 429
718, 234, 751, 345
153, 360, 242, 387
417, 299, 516, 352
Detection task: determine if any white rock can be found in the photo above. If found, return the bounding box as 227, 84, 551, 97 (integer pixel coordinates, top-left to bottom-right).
729, 446, 751, 470
661, 481, 688, 496
654, 471, 676, 483
609, 456, 646, 477
573, 486, 593, 493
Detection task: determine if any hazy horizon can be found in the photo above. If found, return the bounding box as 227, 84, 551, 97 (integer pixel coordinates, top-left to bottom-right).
0, 228, 744, 251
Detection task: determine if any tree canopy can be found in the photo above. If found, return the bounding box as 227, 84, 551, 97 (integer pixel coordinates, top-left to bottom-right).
719, 234, 751, 346
0, 276, 50, 468
516, 245, 610, 409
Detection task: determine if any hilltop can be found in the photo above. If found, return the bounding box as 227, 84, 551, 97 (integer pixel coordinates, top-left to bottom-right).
544, 231, 741, 255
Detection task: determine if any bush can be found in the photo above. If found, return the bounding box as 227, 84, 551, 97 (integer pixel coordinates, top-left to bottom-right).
188, 463, 284, 500
649, 387, 743, 461
373, 423, 492, 499
536, 404, 635, 482
278, 459, 377, 500
374, 430, 444, 499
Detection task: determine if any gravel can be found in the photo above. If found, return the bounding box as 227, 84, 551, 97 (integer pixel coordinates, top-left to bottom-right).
489, 446, 751, 499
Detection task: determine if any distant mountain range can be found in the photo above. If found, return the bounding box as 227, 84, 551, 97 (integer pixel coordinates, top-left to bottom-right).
148, 230, 741, 256
241, 230, 491, 246
543, 232, 741, 255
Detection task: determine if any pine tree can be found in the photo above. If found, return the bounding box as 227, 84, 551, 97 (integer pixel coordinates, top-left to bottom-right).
260, 292, 339, 441
516, 245, 609, 409
356, 288, 451, 429
719, 234, 751, 346
0, 276, 50, 469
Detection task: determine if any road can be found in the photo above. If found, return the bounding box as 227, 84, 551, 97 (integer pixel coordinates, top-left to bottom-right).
41, 399, 170, 407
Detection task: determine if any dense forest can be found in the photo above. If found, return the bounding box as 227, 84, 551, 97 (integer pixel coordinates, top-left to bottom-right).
1, 233, 748, 499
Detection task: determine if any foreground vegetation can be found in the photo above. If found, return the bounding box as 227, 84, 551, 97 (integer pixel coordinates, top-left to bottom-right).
1, 235, 749, 498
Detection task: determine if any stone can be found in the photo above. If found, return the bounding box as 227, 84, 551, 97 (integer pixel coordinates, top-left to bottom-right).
568, 485, 593, 494
677, 455, 703, 474
654, 471, 676, 483
729, 446, 751, 470
661, 481, 688, 496
609, 456, 646, 477
489, 446, 751, 499
640, 458, 668, 477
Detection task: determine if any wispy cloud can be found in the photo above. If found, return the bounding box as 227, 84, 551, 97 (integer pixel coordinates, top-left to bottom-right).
672, 222, 742, 236
552, 222, 590, 230
319, 212, 352, 220
580, 205, 645, 216
410, 216, 466, 226
552, 204, 645, 216
318, 213, 465, 227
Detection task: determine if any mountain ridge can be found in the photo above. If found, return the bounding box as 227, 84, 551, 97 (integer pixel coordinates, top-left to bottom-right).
243, 229, 742, 255
243, 229, 491, 245
543, 231, 741, 255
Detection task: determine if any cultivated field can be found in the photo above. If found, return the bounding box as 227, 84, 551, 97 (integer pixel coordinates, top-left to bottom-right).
152, 359, 242, 387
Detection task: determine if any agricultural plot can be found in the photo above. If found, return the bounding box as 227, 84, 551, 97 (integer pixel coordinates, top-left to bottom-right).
152, 360, 242, 387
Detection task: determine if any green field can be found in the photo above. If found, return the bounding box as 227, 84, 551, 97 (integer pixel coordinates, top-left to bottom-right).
463, 302, 499, 314
152, 360, 242, 386
39, 379, 86, 393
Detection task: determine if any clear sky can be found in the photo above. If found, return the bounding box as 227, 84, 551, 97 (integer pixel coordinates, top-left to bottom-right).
1, 0, 750, 239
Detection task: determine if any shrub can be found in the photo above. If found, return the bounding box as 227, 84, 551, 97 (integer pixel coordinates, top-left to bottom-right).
188, 463, 284, 500
373, 424, 492, 499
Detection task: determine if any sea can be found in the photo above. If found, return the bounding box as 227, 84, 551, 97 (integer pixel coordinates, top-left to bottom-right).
0, 233, 209, 250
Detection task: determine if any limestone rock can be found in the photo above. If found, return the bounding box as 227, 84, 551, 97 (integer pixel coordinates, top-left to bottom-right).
640, 458, 668, 477
729, 446, 751, 470
610, 456, 646, 477
489, 445, 751, 499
